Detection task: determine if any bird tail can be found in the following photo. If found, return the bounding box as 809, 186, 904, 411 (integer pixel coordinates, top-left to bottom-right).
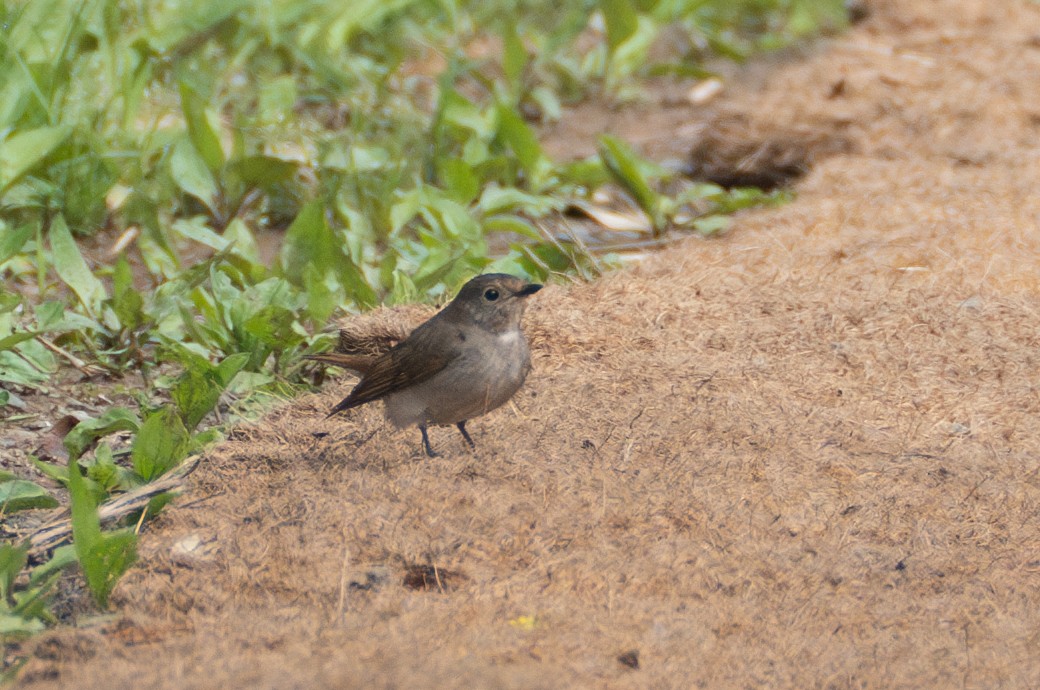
325, 395, 355, 419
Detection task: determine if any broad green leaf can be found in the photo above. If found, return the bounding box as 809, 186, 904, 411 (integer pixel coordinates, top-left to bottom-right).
0, 331, 37, 352
172, 217, 228, 252
438, 89, 492, 137
477, 186, 560, 216
64, 407, 141, 460
483, 215, 542, 240
215, 352, 250, 386
0, 542, 28, 600
597, 135, 664, 231
502, 23, 526, 93
170, 138, 219, 213
223, 219, 262, 265
0, 292, 20, 315
0, 125, 72, 195
179, 81, 225, 173
302, 266, 340, 326
0, 480, 59, 512
495, 103, 544, 177
437, 158, 479, 204
131, 407, 189, 481
85, 444, 139, 493
244, 306, 298, 348
279, 201, 336, 281
390, 191, 424, 234
171, 366, 223, 431
0, 224, 34, 265
228, 155, 297, 189
599, 0, 638, 53
28, 544, 77, 587
31, 457, 68, 484
0, 350, 49, 386
258, 75, 297, 124
608, 15, 657, 81
110, 255, 144, 331
69, 449, 138, 609
50, 215, 108, 315
280, 202, 377, 307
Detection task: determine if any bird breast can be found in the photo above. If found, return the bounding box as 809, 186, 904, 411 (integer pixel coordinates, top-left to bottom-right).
383, 326, 531, 428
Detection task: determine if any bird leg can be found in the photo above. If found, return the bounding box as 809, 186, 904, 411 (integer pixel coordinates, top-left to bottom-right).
456, 421, 476, 449
420, 424, 439, 458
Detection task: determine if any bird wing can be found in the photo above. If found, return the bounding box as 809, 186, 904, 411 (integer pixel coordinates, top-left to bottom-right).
304, 352, 376, 374
326, 319, 458, 417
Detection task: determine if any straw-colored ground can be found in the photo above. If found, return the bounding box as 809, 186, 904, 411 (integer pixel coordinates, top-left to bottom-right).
14, 0, 1040, 686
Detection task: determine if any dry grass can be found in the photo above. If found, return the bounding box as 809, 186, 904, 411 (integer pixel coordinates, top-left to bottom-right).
13, 0, 1040, 687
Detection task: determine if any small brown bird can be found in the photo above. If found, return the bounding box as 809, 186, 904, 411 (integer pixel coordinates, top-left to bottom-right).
307, 274, 542, 457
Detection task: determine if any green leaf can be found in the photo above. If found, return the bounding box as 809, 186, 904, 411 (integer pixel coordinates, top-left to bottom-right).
0, 224, 34, 265
483, 215, 542, 240
0, 350, 49, 386
31, 457, 68, 485
85, 444, 139, 493
437, 158, 479, 204
0, 125, 72, 196
131, 407, 189, 481
388, 270, 419, 305
170, 138, 219, 213
279, 201, 336, 281
0, 542, 28, 600
68, 452, 137, 609
280, 201, 376, 307
607, 15, 657, 83
0, 480, 59, 512
692, 215, 731, 236
64, 408, 140, 460
171, 366, 222, 431
597, 135, 664, 231
228, 155, 297, 189
222, 218, 262, 265
28, 544, 77, 587
599, 0, 639, 53
110, 255, 144, 331
0, 611, 44, 635
50, 215, 108, 316
178, 81, 225, 173
502, 23, 527, 93
301, 266, 340, 326
215, 353, 250, 387
0, 331, 38, 352
495, 102, 544, 177
477, 186, 559, 216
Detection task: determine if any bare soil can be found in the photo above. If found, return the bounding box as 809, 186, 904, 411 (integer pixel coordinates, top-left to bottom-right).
12, 0, 1040, 687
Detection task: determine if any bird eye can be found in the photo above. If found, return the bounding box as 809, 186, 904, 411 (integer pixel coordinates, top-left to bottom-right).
483, 288, 500, 301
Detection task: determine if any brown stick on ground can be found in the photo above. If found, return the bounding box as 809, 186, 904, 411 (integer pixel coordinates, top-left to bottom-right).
25, 455, 202, 561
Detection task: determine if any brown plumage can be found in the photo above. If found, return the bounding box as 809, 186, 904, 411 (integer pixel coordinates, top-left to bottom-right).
306, 274, 543, 456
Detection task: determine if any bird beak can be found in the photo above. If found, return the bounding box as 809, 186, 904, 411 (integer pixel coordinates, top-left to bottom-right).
517, 283, 543, 297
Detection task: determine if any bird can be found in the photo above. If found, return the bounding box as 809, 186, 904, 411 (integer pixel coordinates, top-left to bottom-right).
306, 273, 543, 457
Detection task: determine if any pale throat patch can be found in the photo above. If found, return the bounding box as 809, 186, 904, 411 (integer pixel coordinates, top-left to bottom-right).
496, 329, 521, 345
